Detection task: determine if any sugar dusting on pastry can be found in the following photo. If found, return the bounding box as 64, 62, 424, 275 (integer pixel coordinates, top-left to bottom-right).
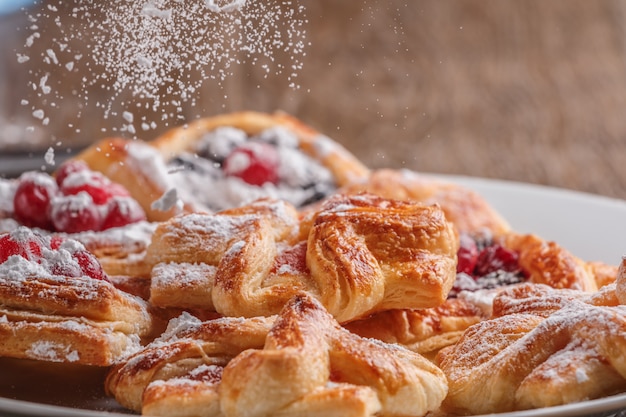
165, 126, 337, 211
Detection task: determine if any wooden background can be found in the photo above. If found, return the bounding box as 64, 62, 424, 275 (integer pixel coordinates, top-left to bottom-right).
2, 0, 626, 199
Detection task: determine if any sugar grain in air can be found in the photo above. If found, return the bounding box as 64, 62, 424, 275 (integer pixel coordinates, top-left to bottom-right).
18, 0, 308, 135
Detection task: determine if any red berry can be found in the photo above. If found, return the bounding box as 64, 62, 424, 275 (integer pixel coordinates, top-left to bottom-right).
49, 258, 83, 278
60, 171, 128, 205
73, 250, 108, 281
13, 172, 58, 229
456, 233, 479, 275
101, 197, 146, 230
55, 160, 89, 187
49, 235, 66, 250
223, 142, 280, 186
0, 230, 44, 264
474, 244, 520, 277
49, 194, 104, 233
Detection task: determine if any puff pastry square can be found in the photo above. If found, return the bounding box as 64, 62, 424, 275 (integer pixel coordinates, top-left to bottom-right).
0, 228, 154, 366
145, 194, 458, 323
106, 294, 448, 417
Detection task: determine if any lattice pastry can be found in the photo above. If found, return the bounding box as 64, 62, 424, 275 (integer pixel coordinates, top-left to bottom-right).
436, 281, 626, 414
106, 294, 448, 417
0, 227, 154, 366
145, 193, 458, 323
73, 111, 370, 221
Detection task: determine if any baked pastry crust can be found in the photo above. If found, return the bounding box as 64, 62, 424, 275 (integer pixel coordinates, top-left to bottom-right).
72, 111, 370, 221
106, 294, 448, 417
145, 194, 458, 323
334, 169, 511, 236
343, 229, 613, 359
343, 298, 487, 360
0, 257, 153, 366
498, 232, 604, 291
436, 282, 626, 414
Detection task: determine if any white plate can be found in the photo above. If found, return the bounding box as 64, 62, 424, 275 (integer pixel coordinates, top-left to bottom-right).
1, 175, 626, 417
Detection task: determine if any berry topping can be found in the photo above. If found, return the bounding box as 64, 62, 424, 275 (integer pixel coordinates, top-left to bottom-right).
456, 233, 478, 274
451, 233, 527, 297
73, 249, 108, 281
0, 230, 44, 264
223, 142, 280, 186
9, 163, 145, 233
13, 172, 59, 229
60, 171, 129, 205
0, 228, 109, 282
474, 244, 520, 277
55, 160, 90, 187
272, 242, 309, 275
101, 197, 147, 230
49, 194, 104, 234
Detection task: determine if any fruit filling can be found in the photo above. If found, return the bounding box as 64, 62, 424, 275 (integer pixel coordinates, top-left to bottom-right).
0, 227, 109, 281
449, 231, 528, 297
167, 126, 337, 212
8, 161, 146, 234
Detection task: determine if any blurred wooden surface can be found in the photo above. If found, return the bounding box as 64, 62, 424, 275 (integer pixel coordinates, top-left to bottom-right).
1, 0, 626, 199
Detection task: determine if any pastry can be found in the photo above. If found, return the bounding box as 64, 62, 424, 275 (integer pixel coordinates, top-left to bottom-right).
333, 169, 511, 236
73, 111, 370, 221
0, 227, 154, 366
0, 162, 154, 278
436, 282, 626, 414
344, 228, 615, 359
106, 294, 448, 417
343, 297, 488, 360
145, 194, 458, 323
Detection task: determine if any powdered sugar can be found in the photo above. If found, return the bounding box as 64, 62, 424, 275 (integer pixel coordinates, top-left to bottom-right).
19, 0, 308, 134
167, 127, 337, 211
27, 340, 79, 362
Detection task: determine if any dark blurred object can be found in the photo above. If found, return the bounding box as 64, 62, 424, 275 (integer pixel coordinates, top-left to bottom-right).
1, 1, 626, 199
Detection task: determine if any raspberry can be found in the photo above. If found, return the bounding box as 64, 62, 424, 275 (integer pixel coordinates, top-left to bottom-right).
60, 171, 128, 205
13, 172, 58, 230
49, 194, 104, 233
223, 142, 280, 186
0, 230, 44, 264
49, 235, 66, 250
49, 258, 83, 278
55, 160, 89, 187
474, 244, 520, 277
456, 233, 479, 275
73, 250, 108, 281
101, 197, 147, 230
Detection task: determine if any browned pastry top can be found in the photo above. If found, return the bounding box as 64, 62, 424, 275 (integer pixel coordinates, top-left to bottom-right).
145, 194, 458, 323
106, 294, 448, 417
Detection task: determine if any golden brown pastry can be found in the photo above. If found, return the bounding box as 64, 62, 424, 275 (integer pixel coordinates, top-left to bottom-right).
436, 282, 626, 414
498, 232, 605, 291
106, 294, 448, 417
343, 229, 615, 359
73, 111, 370, 221
333, 169, 511, 236
616, 256, 626, 304
0, 227, 154, 366
146, 194, 458, 323
343, 298, 487, 360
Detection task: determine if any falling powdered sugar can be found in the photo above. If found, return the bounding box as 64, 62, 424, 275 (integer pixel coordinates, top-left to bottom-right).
19, 0, 309, 134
